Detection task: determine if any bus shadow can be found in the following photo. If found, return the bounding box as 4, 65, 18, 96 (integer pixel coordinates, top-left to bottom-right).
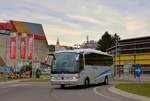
54, 83, 110, 90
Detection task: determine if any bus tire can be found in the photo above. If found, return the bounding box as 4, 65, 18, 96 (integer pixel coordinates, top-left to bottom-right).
84, 78, 90, 87
104, 76, 108, 85
60, 84, 65, 88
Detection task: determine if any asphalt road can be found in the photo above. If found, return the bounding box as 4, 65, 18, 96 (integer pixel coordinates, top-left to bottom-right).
0, 81, 139, 101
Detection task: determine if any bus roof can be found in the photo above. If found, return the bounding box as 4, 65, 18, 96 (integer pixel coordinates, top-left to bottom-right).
55, 49, 112, 56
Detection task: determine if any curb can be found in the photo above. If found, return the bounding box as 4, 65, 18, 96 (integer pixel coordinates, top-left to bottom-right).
0, 79, 49, 84
108, 86, 150, 101
0, 80, 21, 85
0, 79, 30, 85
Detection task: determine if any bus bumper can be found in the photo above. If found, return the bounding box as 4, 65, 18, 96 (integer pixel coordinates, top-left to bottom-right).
50, 79, 80, 85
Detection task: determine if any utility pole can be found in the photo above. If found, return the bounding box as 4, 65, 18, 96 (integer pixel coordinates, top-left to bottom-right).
30, 34, 35, 78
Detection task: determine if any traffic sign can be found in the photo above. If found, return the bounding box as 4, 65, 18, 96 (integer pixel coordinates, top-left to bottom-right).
134, 64, 142, 79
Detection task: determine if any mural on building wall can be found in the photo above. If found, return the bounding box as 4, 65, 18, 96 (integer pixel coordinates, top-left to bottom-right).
10, 35, 16, 59
20, 33, 26, 59
28, 34, 33, 59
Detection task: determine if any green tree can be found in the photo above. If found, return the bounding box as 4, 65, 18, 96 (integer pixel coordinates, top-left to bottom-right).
96, 31, 112, 52
112, 33, 120, 46
96, 32, 120, 52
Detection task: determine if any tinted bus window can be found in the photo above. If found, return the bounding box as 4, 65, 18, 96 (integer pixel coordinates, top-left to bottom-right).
85, 53, 113, 66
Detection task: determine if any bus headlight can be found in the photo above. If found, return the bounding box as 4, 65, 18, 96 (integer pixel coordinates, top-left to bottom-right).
72, 76, 77, 80
51, 76, 55, 80
69, 76, 78, 80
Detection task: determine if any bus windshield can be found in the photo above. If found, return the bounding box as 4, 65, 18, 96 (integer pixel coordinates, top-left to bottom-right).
51, 52, 79, 73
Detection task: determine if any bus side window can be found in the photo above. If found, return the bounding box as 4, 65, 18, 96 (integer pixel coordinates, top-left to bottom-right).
79, 54, 84, 70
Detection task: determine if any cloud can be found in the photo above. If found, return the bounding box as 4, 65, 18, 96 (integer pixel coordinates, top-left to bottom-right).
124, 16, 147, 32
122, 15, 150, 38
68, 15, 100, 25
0, 0, 150, 45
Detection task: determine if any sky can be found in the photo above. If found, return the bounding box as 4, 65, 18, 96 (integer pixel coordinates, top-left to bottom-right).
0, 0, 150, 46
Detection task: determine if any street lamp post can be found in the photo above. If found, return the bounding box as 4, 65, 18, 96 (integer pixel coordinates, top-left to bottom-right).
115, 38, 118, 78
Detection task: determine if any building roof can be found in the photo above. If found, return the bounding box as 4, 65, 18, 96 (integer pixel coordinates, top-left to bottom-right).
107, 36, 150, 51
10, 20, 45, 34
119, 36, 150, 42
0, 20, 45, 34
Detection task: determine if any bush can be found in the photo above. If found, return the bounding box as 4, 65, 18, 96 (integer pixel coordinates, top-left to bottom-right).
19, 63, 32, 78
20, 66, 25, 75
36, 69, 41, 78
26, 63, 32, 71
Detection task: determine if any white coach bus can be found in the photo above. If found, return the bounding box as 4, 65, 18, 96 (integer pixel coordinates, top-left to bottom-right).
50, 49, 113, 88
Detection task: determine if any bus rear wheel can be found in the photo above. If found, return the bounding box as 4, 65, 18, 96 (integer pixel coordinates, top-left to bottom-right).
60, 84, 65, 88
104, 76, 108, 85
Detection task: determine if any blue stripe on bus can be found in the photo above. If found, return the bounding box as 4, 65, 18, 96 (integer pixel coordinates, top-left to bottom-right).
95, 69, 112, 80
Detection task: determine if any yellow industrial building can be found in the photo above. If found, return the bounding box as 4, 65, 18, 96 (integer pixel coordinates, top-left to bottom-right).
107, 36, 150, 73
